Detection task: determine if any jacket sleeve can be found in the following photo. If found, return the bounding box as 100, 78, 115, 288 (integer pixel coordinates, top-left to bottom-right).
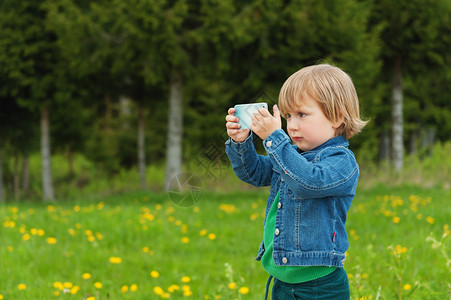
263, 129, 359, 199
225, 132, 273, 187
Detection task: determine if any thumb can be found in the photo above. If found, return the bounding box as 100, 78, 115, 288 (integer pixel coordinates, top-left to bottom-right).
273, 104, 281, 120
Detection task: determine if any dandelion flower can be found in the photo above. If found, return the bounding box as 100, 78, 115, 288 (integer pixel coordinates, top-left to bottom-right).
239, 287, 250, 295
208, 233, 216, 240
403, 284, 412, 291
22, 234, 31, 241
53, 282, 63, 290
168, 284, 180, 292
153, 286, 164, 295
87, 297, 96, 300
70, 285, 80, 295
88, 235, 96, 242
130, 284, 138, 292
162, 293, 171, 298
181, 237, 190, 244
47, 237, 57, 244
37, 229, 45, 236
63, 282, 73, 289
94, 282, 103, 289
183, 289, 193, 296
426, 216, 435, 224
0, 294, 3, 299
109, 257, 122, 264
181, 276, 191, 283
82, 273, 91, 280
17, 283, 27, 290
392, 217, 400, 224
121, 285, 129, 293
199, 229, 208, 236
228, 282, 237, 289
143, 246, 150, 253
150, 270, 160, 278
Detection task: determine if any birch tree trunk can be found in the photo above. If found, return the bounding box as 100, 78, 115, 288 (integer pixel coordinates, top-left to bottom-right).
41, 106, 55, 201
391, 57, 404, 171
138, 105, 147, 190
165, 71, 183, 190
0, 149, 3, 202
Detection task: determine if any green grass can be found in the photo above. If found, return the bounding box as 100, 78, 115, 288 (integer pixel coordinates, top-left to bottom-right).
1, 186, 450, 299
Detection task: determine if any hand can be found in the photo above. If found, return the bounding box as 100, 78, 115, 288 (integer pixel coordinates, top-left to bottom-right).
225, 107, 251, 143
251, 105, 282, 140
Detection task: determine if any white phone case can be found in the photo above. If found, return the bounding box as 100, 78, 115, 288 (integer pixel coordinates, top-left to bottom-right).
234, 103, 268, 129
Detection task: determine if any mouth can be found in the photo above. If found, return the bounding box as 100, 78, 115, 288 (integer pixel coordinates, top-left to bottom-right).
292, 137, 303, 142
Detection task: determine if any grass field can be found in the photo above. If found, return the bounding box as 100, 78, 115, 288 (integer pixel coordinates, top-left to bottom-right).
1, 185, 450, 299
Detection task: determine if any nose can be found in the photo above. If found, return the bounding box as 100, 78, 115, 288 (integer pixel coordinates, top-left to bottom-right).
287, 118, 300, 133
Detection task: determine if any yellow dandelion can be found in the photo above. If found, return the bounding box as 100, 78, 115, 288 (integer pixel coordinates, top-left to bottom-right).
70, 285, 80, 295
63, 282, 73, 289
7, 246, 13, 252
53, 282, 63, 290
208, 233, 216, 240
181, 237, 190, 243
31, 228, 38, 235
47, 237, 57, 244
121, 285, 129, 293
239, 286, 250, 295
228, 282, 237, 289
181, 276, 191, 283
392, 217, 400, 224
87, 235, 96, 242
54, 291, 60, 297
156, 204, 163, 210
143, 246, 150, 253
95, 233, 103, 240
168, 284, 180, 292
85, 229, 93, 236
18, 283, 27, 290
193, 206, 200, 213
153, 286, 164, 295
183, 289, 193, 296
82, 273, 91, 280
130, 284, 138, 292
37, 229, 45, 236
150, 270, 160, 278
426, 216, 435, 224
74, 205, 80, 212
87, 297, 96, 300
199, 229, 208, 236
403, 284, 412, 291
0, 294, 3, 299
94, 282, 103, 289
22, 234, 31, 241
162, 292, 171, 298
109, 257, 122, 264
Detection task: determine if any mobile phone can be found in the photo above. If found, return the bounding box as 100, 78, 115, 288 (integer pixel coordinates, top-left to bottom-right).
234, 103, 268, 129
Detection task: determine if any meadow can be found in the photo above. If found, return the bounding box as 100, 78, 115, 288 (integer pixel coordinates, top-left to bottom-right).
1, 185, 450, 299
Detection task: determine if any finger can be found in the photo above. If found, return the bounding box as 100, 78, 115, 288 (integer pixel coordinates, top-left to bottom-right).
226, 121, 241, 129
228, 107, 235, 115
226, 115, 239, 122
273, 104, 281, 120
258, 107, 271, 117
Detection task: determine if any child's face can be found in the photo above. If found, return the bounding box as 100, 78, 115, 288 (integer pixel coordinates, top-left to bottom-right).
285, 96, 339, 151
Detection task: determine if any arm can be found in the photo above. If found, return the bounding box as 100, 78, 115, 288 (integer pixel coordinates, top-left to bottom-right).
264, 130, 359, 199
225, 107, 273, 187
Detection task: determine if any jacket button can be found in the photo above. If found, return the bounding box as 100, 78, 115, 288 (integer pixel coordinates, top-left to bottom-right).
275, 229, 280, 235
282, 257, 288, 264
277, 202, 282, 209
266, 140, 272, 147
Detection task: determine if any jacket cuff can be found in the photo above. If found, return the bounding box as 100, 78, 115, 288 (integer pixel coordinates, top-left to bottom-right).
225, 132, 253, 155
263, 129, 291, 154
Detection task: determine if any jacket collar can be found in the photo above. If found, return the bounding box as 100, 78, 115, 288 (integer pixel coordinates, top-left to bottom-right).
296, 135, 348, 154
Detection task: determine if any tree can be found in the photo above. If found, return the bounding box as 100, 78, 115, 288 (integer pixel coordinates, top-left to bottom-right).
371, 0, 451, 170
0, 0, 64, 201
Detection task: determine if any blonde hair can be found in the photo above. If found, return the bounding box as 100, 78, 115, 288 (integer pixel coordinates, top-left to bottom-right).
279, 64, 368, 139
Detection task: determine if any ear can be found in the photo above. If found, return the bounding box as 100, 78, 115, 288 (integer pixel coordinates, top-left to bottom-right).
332, 114, 345, 129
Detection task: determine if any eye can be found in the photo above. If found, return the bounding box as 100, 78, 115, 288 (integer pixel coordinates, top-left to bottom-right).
285, 113, 291, 119
298, 112, 306, 118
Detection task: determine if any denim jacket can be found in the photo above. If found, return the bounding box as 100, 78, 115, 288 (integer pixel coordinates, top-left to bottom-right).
225, 129, 359, 268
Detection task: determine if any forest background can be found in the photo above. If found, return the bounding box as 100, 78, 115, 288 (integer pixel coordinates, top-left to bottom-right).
1, 0, 451, 202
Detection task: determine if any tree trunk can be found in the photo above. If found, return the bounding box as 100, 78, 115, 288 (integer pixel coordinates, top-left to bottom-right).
13, 154, 19, 200
41, 105, 55, 201
138, 105, 147, 190
22, 155, 30, 194
0, 149, 4, 202
391, 57, 404, 171
66, 147, 74, 180
165, 71, 183, 190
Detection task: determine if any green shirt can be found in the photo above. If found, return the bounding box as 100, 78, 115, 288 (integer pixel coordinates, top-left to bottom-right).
261, 191, 336, 283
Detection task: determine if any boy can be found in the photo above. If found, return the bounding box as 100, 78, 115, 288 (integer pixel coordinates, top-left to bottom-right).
225, 64, 367, 299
